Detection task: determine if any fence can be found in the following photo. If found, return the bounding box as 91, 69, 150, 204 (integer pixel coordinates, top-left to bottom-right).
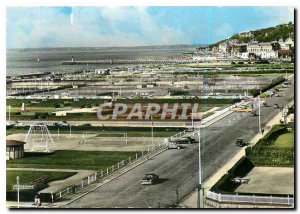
24, 120, 189, 128
50, 129, 189, 202
206, 190, 294, 207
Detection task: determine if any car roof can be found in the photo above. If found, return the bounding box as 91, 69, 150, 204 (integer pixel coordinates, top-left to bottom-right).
145, 173, 157, 175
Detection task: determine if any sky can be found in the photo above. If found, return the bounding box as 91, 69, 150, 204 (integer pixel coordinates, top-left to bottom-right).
6, 6, 294, 48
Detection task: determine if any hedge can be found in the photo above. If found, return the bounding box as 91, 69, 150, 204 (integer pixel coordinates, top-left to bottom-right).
210, 157, 254, 194
7, 98, 241, 108
245, 125, 294, 166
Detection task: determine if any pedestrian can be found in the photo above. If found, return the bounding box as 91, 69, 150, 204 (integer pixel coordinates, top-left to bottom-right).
34, 195, 38, 206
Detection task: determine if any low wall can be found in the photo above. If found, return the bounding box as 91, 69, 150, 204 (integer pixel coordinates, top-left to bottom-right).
206, 197, 294, 208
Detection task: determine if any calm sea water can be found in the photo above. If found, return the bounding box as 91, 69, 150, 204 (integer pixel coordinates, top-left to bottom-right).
6, 47, 193, 76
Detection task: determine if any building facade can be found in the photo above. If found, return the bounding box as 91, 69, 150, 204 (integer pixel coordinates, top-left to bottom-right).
6, 140, 26, 160
247, 41, 278, 59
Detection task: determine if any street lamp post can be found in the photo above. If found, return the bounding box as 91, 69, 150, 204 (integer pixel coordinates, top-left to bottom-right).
16, 176, 20, 208
8, 105, 11, 122
192, 109, 194, 128
258, 94, 262, 133
151, 115, 154, 146
69, 124, 72, 136
197, 123, 202, 208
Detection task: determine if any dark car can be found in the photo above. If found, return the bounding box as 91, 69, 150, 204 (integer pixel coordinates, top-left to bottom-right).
235, 138, 248, 147
250, 111, 257, 117
273, 104, 280, 109
81, 123, 93, 127
262, 102, 270, 107
174, 136, 196, 144
141, 173, 159, 185
36, 122, 46, 126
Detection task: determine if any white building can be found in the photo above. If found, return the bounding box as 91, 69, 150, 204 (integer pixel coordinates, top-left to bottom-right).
95, 69, 109, 74
247, 41, 278, 59
284, 36, 294, 48
278, 38, 290, 51
241, 52, 249, 60
218, 42, 228, 53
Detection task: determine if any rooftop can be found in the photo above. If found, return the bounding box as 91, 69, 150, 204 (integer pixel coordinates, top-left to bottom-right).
6, 140, 26, 146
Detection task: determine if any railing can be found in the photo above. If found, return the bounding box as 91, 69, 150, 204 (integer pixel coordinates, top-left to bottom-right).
206, 190, 294, 207
50, 129, 189, 202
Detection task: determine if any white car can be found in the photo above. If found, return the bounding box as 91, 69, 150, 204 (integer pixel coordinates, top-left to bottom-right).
15, 123, 26, 127
141, 173, 159, 185
6, 121, 18, 126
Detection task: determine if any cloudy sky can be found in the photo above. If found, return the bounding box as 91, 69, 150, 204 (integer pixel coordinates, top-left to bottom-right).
6, 6, 294, 48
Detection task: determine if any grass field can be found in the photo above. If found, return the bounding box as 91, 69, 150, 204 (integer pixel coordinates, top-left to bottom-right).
7, 107, 59, 113
7, 150, 140, 170
272, 132, 294, 148
6, 170, 76, 202
6, 170, 76, 192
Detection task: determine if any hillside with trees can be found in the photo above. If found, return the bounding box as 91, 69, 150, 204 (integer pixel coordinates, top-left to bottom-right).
210, 22, 294, 48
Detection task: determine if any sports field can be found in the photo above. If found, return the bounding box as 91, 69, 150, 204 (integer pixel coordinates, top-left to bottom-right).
7, 133, 164, 152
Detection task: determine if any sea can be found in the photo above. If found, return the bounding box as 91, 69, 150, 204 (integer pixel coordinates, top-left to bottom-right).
6, 46, 196, 76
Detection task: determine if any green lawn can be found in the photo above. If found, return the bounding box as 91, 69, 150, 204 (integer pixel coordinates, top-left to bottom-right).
6, 170, 76, 192
7, 107, 58, 113
7, 150, 140, 170
272, 132, 294, 148
6, 170, 76, 201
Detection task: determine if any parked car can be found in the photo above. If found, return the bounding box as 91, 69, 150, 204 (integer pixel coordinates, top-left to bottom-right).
173, 136, 196, 144
262, 102, 270, 107
235, 138, 248, 147
53, 121, 69, 127
36, 122, 46, 125
250, 111, 257, 117
232, 107, 253, 112
15, 122, 26, 127
166, 141, 183, 149
80, 123, 92, 127
6, 120, 18, 127
186, 127, 194, 132
273, 104, 280, 109
141, 173, 159, 185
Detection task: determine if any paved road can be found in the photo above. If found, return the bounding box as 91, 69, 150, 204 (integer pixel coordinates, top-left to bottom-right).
64, 80, 294, 208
